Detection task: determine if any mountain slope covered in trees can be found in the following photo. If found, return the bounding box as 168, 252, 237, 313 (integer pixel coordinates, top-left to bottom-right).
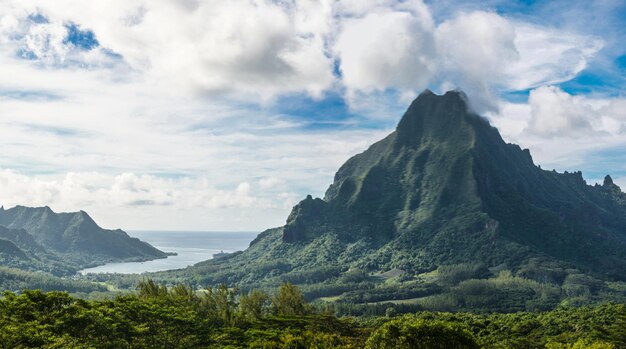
149, 90, 626, 312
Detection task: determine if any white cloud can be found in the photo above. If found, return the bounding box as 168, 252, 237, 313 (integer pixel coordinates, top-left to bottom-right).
505, 23, 603, 90
525, 86, 626, 137
432, 12, 603, 112
21, 22, 69, 62
0, 170, 255, 209
2, 0, 336, 99
333, 6, 602, 113
334, 1, 436, 98
435, 11, 518, 111
526, 86, 593, 136
258, 177, 285, 190
486, 87, 626, 172
0, 169, 303, 230
0, 1, 604, 108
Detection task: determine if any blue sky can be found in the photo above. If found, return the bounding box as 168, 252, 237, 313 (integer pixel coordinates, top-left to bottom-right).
0, 0, 624, 230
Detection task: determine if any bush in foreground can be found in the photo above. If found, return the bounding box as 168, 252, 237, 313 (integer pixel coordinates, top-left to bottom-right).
365, 317, 479, 349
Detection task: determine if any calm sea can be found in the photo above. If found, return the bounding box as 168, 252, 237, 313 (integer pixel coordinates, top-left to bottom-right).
78, 231, 259, 275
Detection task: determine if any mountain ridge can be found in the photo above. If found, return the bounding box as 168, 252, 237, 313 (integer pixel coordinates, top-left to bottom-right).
0, 205, 168, 274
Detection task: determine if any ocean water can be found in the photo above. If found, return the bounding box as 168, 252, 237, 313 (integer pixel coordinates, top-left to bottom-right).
78, 231, 258, 275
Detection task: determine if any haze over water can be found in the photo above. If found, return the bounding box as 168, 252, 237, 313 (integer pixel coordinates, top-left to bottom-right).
79, 231, 258, 274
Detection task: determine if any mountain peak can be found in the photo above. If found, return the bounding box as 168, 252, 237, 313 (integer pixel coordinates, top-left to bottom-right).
418, 88, 435, 96
603, 174, 622, 193
395, 89, 473, 148
410, 89, 467, 107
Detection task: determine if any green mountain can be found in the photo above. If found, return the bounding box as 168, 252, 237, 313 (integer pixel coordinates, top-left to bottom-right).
154, 90, 626, 312
0, 205, 168, 274
278, 89, 626, 277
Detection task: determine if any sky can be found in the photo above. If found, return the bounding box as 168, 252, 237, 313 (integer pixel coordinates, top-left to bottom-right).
0, 0, 624, 231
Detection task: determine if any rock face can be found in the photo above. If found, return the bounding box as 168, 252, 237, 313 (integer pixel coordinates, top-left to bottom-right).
190, 90, 626, 288
0, 205, 167, 271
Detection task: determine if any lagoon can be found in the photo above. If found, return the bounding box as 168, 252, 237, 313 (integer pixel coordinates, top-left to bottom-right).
79, 231, 258, 274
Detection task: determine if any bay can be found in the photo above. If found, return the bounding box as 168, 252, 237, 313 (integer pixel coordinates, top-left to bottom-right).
78, 231, 258, 275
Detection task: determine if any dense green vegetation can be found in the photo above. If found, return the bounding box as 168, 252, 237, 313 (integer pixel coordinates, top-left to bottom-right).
363, 306, 626, 349
88, 257, 625, 316
0, 281, 365, 348
0, 266, 109, 295
0, 280, 624, 348
365, 319, 479, 349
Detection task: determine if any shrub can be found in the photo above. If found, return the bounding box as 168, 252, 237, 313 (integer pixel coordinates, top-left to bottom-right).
365, 317, 479, 349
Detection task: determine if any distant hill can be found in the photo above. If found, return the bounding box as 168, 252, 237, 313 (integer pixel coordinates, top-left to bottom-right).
0, 206, 168, 274
158, 90, 626, 312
